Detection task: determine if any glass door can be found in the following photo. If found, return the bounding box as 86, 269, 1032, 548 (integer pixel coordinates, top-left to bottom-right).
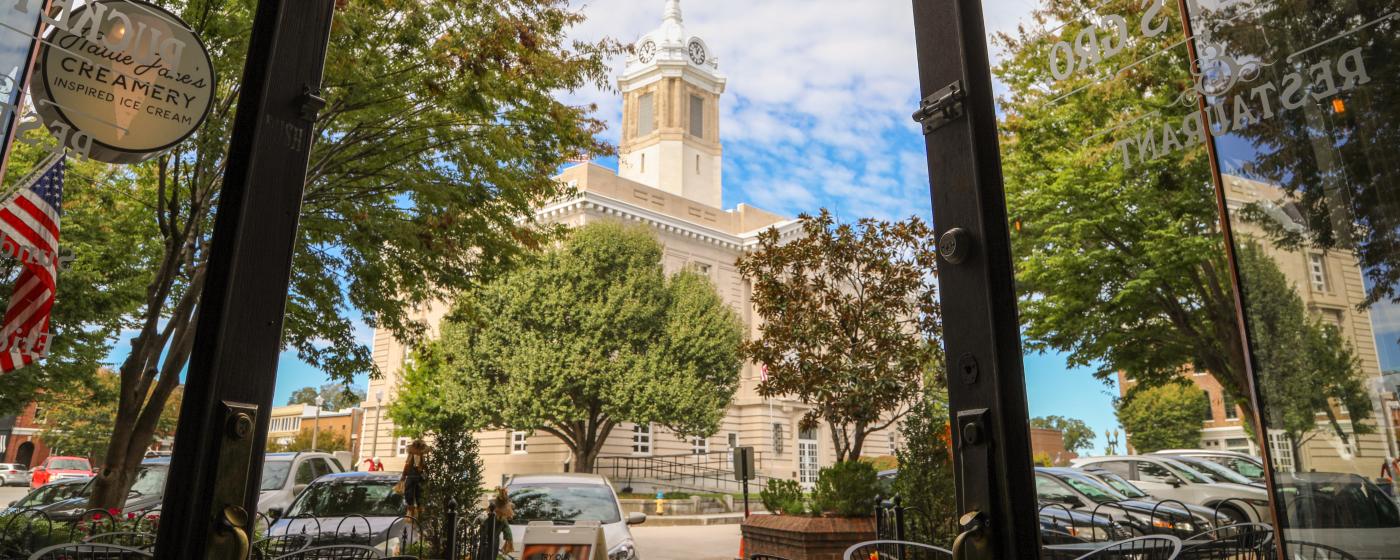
917, 0, 1400, 556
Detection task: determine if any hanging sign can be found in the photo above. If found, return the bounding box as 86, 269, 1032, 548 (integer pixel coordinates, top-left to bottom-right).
28, 0, 214, 164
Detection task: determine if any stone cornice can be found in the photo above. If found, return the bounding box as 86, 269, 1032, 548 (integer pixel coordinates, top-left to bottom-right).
536, 191, 802, 251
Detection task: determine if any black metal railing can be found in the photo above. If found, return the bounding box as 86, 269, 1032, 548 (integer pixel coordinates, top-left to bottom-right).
595, 450, 774, 494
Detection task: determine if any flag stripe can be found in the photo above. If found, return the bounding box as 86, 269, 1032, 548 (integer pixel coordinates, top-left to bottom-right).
0, 155, 64, 374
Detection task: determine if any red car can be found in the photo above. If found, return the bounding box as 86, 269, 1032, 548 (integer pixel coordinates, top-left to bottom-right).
29, 456, 94, 489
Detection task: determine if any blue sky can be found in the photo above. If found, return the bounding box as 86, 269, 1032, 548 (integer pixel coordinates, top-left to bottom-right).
107, 0, 1126, 454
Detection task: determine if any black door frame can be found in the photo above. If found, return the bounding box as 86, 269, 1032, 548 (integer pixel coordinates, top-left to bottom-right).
910, 0, 1042, 557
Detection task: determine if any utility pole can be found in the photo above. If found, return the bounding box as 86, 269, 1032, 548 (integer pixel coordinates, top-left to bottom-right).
312, 396, 324, 452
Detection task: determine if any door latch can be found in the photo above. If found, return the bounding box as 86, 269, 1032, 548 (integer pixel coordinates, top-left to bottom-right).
912, 80, 966, 134
952, 510, 991, 560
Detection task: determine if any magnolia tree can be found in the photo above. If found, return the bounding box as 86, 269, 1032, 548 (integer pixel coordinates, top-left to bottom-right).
392, 223, 744, 472
738, 210, 942, 462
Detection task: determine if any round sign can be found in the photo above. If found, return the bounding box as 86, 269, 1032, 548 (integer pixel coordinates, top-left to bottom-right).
30, 0, 214, 164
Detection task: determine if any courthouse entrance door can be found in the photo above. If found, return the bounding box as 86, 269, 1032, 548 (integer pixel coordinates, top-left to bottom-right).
913, 0, 1400, 557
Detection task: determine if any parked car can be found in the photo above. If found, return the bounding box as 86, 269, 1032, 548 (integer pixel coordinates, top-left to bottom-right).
28, 456, 93, 489
257, 451, 345, 515
1, 478, 89, 514
1159, 455, 1266, 489
1149, 449, 1267, 483
266, 472, 415, 555
1034, 467, 1216, 538
507, 473, 647, 560
1275, 472, 1400, 559
1070, 456, 1271, 523
33, 459, 169, 522
0, 463, 28, 486
1077, 468, 1230, 526
1037, 503, 1133, 544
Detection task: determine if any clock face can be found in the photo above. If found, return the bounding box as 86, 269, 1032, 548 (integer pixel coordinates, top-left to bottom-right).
688, 41, 707, 65
638, 41, 657, 64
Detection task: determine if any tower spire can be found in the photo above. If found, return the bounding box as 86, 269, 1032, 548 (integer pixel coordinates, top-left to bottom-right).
664, 0, 682, 25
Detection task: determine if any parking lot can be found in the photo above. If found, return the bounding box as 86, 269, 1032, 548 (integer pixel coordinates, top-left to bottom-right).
631, 524, 741, 560
1, 485, 28, 507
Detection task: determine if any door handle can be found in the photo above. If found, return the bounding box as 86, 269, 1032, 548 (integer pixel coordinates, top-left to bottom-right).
952, 510, 991, 560
218, 505, 251, 560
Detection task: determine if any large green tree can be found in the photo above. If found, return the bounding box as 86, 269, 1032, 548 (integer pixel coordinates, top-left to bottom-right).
1030, 416, 1095, 455
392, 223, 744, 472
1236, 242, 1373, 468
737, 210, 941, 462
1116, 381, 1208, 453
12, 0, 620, 509
37, 370, 181, 464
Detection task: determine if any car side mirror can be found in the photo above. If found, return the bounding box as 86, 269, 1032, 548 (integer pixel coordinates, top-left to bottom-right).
268, 507, 284, 520
626, 512, 647, 525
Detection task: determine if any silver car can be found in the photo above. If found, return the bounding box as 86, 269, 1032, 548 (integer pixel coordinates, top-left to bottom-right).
1071, 455, 1272, 523
506, 473, 647, 560
0, 463, 28, 486
256, 451, 346, 515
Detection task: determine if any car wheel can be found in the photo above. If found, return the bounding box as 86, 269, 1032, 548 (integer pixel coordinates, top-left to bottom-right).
1214, 504, 1249, 525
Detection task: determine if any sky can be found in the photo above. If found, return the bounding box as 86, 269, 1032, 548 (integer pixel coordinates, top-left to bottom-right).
102, 0, 1127, 455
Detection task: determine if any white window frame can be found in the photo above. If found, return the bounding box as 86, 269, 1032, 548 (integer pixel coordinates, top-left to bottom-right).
1309, 254, 1329, 292
397, 437, 409, 457
632, 424, 653, 456
691, 436, 708, 455
511, 431, 529, 454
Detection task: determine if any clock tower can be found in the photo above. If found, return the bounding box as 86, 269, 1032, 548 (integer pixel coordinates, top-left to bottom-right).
618, 0, 726, 208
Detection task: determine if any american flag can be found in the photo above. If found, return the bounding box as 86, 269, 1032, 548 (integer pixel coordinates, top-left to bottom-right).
0, 155, 63, 373
759, 363, 769, 382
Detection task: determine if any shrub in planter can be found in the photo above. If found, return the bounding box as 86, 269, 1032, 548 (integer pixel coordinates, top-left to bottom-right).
759, 479, 807, 515
811, 461, 880, 517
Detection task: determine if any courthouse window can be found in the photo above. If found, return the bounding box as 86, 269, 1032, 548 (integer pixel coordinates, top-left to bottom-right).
772, 423, 785, 455
512, 431, 528, 454
691, 436, 708, 455
690, 95, 704, 138
1309, 254, 1329, 292
637, 92, 655, 136
632, 424, 652, 455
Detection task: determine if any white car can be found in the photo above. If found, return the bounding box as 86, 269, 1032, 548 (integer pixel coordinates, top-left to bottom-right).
1148, 449, 1267, 483
256, 451, 346, 515
0, 463, 28, 486
1072, 456, 1272, 523
506, 473, 647, 560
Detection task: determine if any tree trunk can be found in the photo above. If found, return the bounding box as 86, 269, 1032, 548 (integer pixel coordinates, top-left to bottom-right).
848, 422, 868, 462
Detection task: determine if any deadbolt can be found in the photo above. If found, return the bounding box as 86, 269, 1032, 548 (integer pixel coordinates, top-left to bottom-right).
939, 228, 973, 264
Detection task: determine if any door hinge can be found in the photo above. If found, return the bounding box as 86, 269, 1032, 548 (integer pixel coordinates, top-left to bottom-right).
912, 80, 966, 134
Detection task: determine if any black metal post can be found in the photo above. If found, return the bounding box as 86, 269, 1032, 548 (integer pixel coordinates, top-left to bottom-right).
910, 0, 1041, 557
742, 478, 750, 517
154, 0, 336, 558
444, 498, 459, 559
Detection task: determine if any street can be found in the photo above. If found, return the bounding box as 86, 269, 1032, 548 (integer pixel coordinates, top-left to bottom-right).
631, 524, 741, 560
1, 485, 28, 507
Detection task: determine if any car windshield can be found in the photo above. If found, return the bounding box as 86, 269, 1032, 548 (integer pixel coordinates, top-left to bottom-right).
262, 460, 292, 491
1174, 457, 1253, 485
509, 482, 622, 524
286, 480, 405, 518
48, 459, 89, 471
16, 481, 89, 508
1091, 472, 1149, 499
129, 466, 168, 497
1205, 456, 1266, 481
1059, 473, 1129, 504
1160, 458, 1214, 483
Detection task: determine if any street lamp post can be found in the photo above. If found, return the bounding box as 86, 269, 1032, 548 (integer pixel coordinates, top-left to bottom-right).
370, 390, 384, 467
313, 396, 324, 452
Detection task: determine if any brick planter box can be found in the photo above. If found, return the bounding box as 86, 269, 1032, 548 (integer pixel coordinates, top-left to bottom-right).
741, 514, 875, 560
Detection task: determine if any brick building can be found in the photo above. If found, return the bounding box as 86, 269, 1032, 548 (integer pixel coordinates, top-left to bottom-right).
0, 402, 49, 468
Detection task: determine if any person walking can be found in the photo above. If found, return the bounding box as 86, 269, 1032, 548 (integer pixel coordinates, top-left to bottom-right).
399, 440, 427, 521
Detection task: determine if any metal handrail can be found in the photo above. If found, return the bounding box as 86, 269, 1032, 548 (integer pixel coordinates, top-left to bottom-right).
594, 451, 775, 494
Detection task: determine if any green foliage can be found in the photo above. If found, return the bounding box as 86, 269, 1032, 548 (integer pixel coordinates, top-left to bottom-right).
0, 513, 82, 553
812, 461, 880, 517
995, 0, 1253, 427
267, 427, 350, 453
1236, 242, 1373, 462
287, 384, 366, 411
893, 394, 957, 546
1033, 452, 1053, 467
70, 0, 618, 509
759, 479, 807, 516
417, 421, 485, 558
861, 456, 898, 472
1030, 416, 1095, 454
39, 371, 181, 463
1116, 381, 1207, 453
392, 223, 744, 471
738, 210, 942, 462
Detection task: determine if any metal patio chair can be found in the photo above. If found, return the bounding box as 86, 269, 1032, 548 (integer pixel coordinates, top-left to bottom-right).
26, 542, 154, 560
1044, 535, 1183, 560
252, 533, 314, 560
748, 555, 792, 560
843, 540, 953, 560
270, 544, 384, 559
1178, 522, 1273, 559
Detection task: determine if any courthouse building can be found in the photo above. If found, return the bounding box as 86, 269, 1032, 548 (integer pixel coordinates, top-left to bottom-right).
1119, 175, 1400, 476
359, 1, 902, 486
